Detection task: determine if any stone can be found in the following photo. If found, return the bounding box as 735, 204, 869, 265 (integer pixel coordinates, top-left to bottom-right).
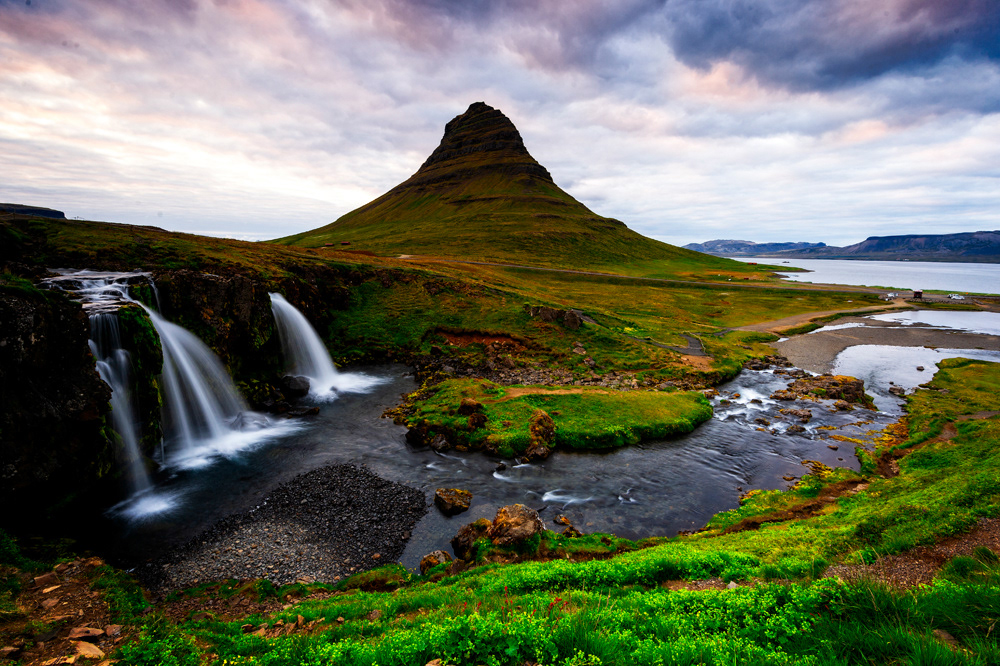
467, 412, 487, 429
916, 366, 925, 372
279, 375, 310, 399
73, 641, 105, 659
41, 597, 60, 610
419, 550, 453, 574
770, 389, 799, 401
727, 581, 739, 590
563, 310, 583, 330
458, 398, 483, 415
33, 572, 59, 588
0, 647, 22, 660
889, 386, 905, 396
561, 525, 583, 538
428, 434, 450, 451
366, 609, 382, 621
787, 374, 870, 405
779, 408, 812, 423
103, 625, 122, 637
451, 518, 492, 560
488, 504, 544, 547
832, 400, 852, 411
786, 424, 806, 434
435, 488, 473, 515
67, 627, 104, 641
529, 409, 555, 445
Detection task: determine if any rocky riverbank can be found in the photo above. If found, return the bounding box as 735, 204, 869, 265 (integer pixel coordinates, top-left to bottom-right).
136, 464, 427, 593
773, 317, 1000, 373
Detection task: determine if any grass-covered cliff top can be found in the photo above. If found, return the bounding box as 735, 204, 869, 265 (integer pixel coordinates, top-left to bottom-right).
3, 359, 1000, 665
1, 213, 885, 386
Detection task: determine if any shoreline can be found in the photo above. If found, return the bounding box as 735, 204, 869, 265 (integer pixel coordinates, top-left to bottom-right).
772, 318, 1000, 373
133, 464, 428, 594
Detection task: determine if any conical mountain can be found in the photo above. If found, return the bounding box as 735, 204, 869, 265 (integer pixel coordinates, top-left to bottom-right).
276, 102, 718, 270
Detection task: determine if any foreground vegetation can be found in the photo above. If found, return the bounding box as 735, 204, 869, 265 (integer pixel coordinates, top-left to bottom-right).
3, 359, 999, 665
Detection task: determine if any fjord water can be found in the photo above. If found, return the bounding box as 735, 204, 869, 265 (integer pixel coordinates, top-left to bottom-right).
734, 257, 1000, 294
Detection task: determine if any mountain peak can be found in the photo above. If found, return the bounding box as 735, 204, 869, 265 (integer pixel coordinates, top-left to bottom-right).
413, 102, 552, 183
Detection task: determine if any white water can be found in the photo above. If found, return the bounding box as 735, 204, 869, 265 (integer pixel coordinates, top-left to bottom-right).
142, 305, 298, 470
269, 292, 383, 399
89, 312, 152, 495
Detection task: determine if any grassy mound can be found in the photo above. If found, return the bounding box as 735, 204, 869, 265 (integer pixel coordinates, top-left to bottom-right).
394, 378, 712, 457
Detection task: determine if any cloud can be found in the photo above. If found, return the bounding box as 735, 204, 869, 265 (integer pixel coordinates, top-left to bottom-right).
0, 0, 997, 247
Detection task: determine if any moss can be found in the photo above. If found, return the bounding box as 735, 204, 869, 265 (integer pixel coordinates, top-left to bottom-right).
116, 304, 164, 458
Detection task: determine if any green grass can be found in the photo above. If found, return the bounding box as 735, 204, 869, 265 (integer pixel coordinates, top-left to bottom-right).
5, 360, 1000, 665
394, 378, 712, 457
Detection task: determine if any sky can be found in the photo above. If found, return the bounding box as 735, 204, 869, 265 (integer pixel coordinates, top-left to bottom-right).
1, 0, 998, 247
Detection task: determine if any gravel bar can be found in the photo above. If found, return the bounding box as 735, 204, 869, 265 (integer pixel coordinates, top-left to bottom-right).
138, 464, 428, 591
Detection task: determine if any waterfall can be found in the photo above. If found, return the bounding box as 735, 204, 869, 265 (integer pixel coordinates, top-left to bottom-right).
269, 293, 341, 400
89, 312, 152, 495
268, 292, 385, 399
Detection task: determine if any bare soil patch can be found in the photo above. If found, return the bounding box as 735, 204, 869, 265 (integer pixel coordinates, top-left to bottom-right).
826, 518, 1000, 588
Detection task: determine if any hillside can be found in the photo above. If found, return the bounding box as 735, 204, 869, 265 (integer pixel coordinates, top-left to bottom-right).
689, 231, 1000, 263
275, 103, 734, 273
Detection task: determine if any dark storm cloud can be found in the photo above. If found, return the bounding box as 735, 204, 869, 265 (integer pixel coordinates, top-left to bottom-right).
363, 0, 999, 94
657, 0, 1000, 91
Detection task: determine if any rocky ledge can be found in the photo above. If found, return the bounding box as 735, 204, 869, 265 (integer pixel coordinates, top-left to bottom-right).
138, 464, 427, 592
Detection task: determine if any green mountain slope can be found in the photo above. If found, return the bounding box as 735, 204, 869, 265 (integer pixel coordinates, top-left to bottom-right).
275, 102, 733, 273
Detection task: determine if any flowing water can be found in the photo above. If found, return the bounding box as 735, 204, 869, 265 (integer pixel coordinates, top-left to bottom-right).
43, 271, 1000, 571
89, 313, 152, 496
268, 292, 383, 398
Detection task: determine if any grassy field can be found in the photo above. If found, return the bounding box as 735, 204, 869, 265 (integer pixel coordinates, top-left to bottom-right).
4, 359, 1000, 665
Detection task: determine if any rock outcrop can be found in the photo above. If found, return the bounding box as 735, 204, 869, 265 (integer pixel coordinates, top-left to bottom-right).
0, 284, 113, 519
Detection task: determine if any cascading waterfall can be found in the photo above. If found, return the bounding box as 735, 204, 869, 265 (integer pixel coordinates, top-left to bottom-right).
141, 305, 276, 468
43, 270, 299, 518
269, 293, 382, 399
89, 313, 152, 495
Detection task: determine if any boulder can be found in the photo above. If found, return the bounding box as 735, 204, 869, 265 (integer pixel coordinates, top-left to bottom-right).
419, 550, 453, 574
528, 409, 555, 445
67, 627, 104, 641
779, 408, 813, 423
451, 518, 492, 560
458, 398, 483, 415
488, 504, 544, 547
787, 374, 870, 405
428, 434, 450, 452
434, 488, 473, 516
770, 389, 799, 401
467, 412, 487, 429
888, 386, 906, 396
279, 375, 310, 398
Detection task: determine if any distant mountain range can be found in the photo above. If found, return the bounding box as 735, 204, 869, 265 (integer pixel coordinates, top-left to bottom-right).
685, 231, 1000, 263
